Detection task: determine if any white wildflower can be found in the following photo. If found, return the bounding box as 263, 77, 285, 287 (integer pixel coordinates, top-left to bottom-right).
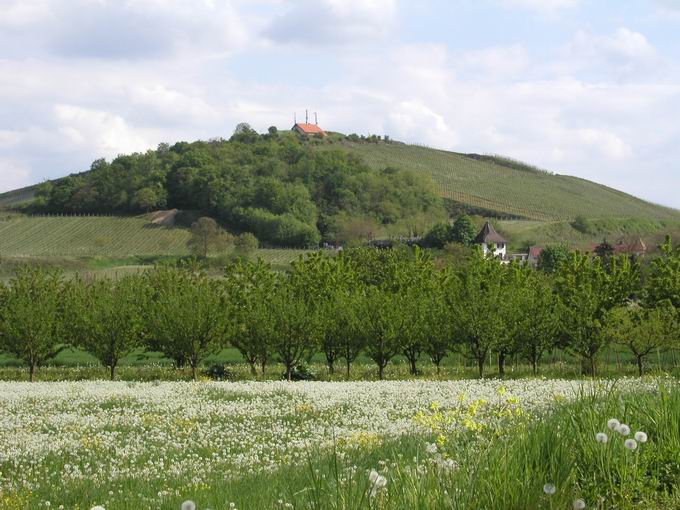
595, 432, 608, 443
426, 442, 438, 454
607, 418, 620, 430
181, 501, 196, 510
634, 431, 648, 443
573, 498, 586, 509
624, 439, 638, 450
616, 424, 631, 436
543, 483, 556, 495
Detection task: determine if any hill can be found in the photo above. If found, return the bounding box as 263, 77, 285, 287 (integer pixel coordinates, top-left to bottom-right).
337, 141, 680, 221
1, 131, 679, 260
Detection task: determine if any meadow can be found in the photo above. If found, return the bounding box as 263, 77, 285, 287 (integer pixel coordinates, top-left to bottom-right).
1, 378, 678, 510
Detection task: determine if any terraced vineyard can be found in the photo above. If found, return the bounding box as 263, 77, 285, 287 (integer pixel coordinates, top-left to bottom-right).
339, 142, 680, 221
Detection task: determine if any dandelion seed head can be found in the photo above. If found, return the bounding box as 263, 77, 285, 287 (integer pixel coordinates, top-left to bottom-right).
595, 432, 608, 443
543, 483, 556, 495
624, 439, 638, 450
634, 431, 648, 443
607, 418, 620, 430
617, 424, 631, 436
573, 498, 586, 509
181, 501, 196, 510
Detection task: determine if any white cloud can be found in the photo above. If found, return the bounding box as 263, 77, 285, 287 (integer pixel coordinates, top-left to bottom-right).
54, 105, 152, 158
570, 28, 657, 64
264, 0, 397, 45
384, 101, 458, 149
0, 159, 32, 192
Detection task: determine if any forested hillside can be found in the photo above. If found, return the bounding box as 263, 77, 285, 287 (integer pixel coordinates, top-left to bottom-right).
31, 128, 443, 247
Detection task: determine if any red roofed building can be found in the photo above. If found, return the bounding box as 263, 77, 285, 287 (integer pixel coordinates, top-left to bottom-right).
292, 123, 326, 136
613, 238, 647, 257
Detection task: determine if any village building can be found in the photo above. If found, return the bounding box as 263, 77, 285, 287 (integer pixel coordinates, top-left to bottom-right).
292, 122, 326, 136
473, 221, 508, 260
527, 246, 544, 267
613, 238, 647, 257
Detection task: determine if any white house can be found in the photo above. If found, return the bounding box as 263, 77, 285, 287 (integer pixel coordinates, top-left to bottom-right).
473, 221, 508, 260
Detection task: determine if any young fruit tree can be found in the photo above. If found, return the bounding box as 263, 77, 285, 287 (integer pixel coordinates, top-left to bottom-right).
554, 252, 639, 376
70, 275, 145, 380
605, 301, 678, 376
145, 266, 231, 380
224, 260, 276, 376
0, 266, 67, 381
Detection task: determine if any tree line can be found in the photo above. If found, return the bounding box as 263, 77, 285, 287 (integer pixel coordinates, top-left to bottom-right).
1, 238, 679, 381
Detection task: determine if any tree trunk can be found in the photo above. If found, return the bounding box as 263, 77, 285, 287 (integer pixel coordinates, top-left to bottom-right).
531, 358, 538, 376
249, 360, 257, 376
327, 358, 335, 376
261, 360, 267, 376
378, 363, 385, 380
408, 357, 418, 376
498, 351, 506, 378
286, 363, 293, 381
110, 363, 116, 381
346, 358, 351, 380
477, 357, 485, 379
637, 356, 643, 377
191, 363, 197, 381
435, 360, 441, 376
29, 362, 36, 382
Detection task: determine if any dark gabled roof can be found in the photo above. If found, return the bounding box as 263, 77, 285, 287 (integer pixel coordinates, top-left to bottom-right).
473, 221, 508, 244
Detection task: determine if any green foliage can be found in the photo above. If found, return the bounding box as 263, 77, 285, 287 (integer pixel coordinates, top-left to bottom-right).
144, 267, 231, 379
647, 235, 680, 308
34, 135, 444, 247
0, 266, 67, 381
187, 217, 231, 258
538, 244, 571, 273
233, 232, 259, 258
572, 214, 594, 234
554, 253, 640, 375
605, 302, 679, 375
68, 275, 145, 380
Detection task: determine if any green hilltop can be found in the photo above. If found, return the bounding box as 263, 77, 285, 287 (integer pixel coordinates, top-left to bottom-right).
1, 129, 678, 264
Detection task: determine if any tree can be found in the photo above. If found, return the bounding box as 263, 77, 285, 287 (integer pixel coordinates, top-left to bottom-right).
516, 271, 560, 375
450, 215, 476, 245
646, 236, 680, 308
422, 278, 453, 375
605, 302, 677, 376
233, 232, 259, 259
554, 253, 638, 375
0, 267, 66, 381
187, 217, 230, 258
445, 251, 506, 378
225, 260, 276, 376
572, 215, 593, 235
422, 222, 451, 249
267, 275, 320, 381
358, 287, 404, 380
145, 267, 230, 380
537, 244, 571, 274
72, 276, 144, 380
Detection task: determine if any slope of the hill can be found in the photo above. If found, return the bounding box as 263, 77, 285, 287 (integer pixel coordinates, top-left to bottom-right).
0, 185, 39, 208
337, 141, 680, 221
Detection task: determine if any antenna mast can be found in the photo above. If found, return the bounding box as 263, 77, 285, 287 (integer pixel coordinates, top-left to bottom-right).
294, 112, 297, 124
314, 112, 318, 125
305, 109, 308, 124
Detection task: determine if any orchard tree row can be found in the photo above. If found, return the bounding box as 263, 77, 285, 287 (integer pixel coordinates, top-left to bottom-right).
1, 238, 679, 381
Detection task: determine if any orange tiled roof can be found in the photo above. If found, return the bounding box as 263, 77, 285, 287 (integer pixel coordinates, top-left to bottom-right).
293, 123, 325, 134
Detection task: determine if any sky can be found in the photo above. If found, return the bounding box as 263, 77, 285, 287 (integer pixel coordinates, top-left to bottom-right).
1, 0, 680, 208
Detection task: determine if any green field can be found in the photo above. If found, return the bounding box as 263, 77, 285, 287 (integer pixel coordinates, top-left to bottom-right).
339, 142, 680, 221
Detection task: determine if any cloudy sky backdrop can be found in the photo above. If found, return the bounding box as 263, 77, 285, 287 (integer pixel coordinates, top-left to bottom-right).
1, 0, 680, 207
